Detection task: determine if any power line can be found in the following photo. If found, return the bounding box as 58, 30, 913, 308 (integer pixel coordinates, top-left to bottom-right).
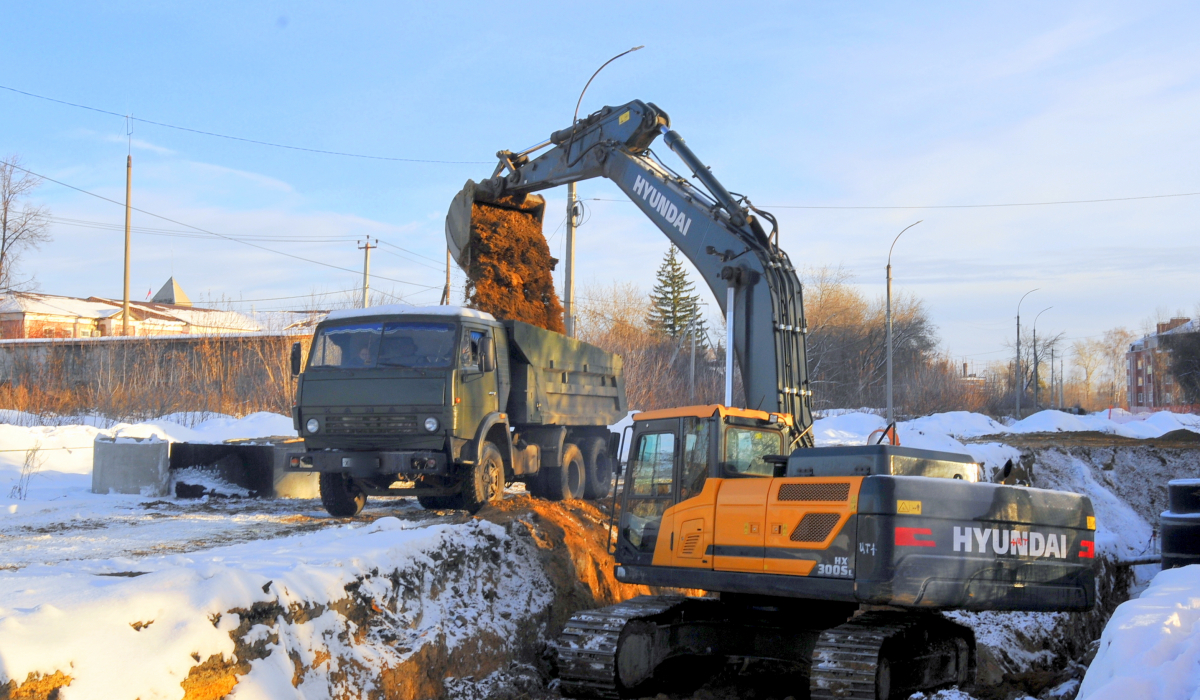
7, 161, 442, 291
584, 190, 1200, 210
0, 84, 489, 165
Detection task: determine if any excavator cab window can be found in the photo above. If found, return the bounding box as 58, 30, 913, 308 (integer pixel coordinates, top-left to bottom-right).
620, 420, 679, 556
723, 426, 784, 477
680, 417, 710, 502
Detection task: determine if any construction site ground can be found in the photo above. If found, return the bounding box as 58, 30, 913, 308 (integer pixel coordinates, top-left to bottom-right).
3, 408, 1200, 699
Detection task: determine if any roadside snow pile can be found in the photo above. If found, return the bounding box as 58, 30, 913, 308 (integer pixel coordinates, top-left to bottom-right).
1078, 565, 1200, 700
0, 515, 553, 699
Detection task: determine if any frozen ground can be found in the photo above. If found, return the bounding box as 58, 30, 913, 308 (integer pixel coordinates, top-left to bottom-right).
1, 407, 1198, 699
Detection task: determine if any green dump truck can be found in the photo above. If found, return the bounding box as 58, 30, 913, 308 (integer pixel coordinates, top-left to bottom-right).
285, 305, 627, 517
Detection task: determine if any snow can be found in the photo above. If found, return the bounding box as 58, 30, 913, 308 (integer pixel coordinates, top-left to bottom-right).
324, 305, 495, 322
1078, 565, 1200, 700
810, 408, 1200, 449
0, 516, 552, 698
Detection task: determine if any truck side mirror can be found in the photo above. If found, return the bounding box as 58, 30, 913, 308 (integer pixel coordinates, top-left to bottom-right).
291, 342, 303, 377
480, 338, 496, 373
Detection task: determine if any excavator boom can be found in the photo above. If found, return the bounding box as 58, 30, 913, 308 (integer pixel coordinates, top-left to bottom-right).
447, 100, 814, 445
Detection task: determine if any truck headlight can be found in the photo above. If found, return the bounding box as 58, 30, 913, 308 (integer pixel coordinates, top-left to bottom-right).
424, 417, 439, 432
306, 418, 320, 434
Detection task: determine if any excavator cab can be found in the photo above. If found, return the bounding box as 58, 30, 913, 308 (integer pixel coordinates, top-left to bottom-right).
616, 405, 791, 570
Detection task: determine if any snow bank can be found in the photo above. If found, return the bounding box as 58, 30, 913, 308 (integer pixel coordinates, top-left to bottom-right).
1078, 565, 1200, 700
811, 408, 1200, 448
0, 516, 552, 698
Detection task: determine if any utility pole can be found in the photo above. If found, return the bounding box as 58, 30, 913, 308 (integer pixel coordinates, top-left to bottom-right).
1051, 346, 1056, 409
690, 322, 697, 404
564, 183, 579, 337
358, 238, 376, 309
441, 248, 451, 305
886, 221, 921, 425
122, 154, 132, 335
1016, 289, 1039, 419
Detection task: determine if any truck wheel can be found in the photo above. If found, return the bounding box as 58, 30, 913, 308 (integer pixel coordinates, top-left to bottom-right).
319, 473, 366, 517
582, 436, 614, 500
541, 443, 586, 501
461, 441, 505, 514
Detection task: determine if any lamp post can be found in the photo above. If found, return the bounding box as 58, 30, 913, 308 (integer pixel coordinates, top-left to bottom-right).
1032, 306, 1052, 410
564, 45, 643, 338
1015, 288, 1039, 419
887, 220, 922, 426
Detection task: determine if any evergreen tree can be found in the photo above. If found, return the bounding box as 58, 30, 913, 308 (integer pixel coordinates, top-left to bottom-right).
647, 246, 707, 345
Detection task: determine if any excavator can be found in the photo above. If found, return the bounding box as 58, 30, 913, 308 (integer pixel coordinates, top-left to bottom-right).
446, 100, 1097, 699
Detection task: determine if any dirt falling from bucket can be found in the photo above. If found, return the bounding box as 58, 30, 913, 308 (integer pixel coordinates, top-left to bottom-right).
465, 197, 565, 333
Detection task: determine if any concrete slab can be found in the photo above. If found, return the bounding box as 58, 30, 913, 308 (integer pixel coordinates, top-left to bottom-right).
92, 436, 170, 496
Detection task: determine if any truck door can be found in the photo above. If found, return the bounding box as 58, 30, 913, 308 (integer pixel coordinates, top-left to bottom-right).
457, 326, 499, 432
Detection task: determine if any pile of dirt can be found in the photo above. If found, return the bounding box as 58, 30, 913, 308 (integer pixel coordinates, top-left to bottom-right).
464, 196, 565, 333
0, 671, 71, 700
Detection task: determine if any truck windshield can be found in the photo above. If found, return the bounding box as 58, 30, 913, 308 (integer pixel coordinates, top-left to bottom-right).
309, 321, 457, 369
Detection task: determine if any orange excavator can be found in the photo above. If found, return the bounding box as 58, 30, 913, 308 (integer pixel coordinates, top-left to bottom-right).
447, 100, 1096, 698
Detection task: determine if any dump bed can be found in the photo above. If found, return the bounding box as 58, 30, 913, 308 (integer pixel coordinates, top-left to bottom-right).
503, 320, 626, 426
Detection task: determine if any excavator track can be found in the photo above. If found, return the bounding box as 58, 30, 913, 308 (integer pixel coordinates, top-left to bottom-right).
553, 595, 688, 699
810, 611, 974, 700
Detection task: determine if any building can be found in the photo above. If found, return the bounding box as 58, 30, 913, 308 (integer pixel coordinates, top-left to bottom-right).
1126, 317, 1198, 413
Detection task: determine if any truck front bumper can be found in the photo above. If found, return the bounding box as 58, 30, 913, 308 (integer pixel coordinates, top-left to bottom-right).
285, 450, 449, 479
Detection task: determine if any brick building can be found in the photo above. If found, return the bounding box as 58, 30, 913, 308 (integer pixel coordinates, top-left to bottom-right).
1126, 317, 1198, 413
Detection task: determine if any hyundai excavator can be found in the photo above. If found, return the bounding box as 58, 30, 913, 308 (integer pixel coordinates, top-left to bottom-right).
446, 100, 1096, 699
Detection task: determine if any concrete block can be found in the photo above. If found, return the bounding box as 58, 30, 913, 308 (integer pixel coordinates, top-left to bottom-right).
92, 436, 171, 496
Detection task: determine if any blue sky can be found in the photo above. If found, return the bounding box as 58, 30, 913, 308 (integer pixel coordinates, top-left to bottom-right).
2, 1, 1198, 363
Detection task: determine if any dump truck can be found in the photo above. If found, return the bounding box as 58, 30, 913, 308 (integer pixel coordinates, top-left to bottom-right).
284, 305, 626, 516
448, 98, 1098, 698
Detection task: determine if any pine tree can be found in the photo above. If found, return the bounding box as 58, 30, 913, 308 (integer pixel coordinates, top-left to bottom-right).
647, 246, 707, 345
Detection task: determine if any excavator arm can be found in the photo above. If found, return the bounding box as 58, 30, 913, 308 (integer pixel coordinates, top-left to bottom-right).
447, 99, 814, 445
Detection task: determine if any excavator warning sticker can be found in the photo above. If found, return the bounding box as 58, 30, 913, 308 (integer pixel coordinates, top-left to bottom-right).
618, 110, 631, 124
897, 500, 922, 515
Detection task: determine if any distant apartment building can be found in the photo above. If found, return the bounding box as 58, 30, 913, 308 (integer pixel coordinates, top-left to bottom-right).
1127, 317, 1198, 413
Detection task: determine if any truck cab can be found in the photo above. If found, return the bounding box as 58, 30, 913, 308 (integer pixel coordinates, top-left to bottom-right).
287, 305, 625, 517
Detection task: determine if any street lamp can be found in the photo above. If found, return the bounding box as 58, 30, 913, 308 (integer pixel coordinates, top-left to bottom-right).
1032, 306, 1052, 410
1015, 288, 1040, 419
564, 45, 644, 338
887, 220, 922, 426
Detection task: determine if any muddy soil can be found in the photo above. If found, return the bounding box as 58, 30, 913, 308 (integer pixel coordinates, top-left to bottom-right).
464, 196, 565, 332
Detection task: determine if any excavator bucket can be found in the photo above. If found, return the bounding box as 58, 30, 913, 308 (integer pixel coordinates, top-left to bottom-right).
445, 180, 564, 332
445, 179, 546, 267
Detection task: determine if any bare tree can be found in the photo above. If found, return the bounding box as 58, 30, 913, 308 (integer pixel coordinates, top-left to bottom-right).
1101, 327, 1136, 407
0, 156, 51, 291
1071, 339, 1104, 408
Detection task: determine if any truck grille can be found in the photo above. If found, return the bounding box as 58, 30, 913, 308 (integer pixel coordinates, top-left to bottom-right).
778, 482, 850, 502
324, 414, 418, 435
790, 513, 842, 542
